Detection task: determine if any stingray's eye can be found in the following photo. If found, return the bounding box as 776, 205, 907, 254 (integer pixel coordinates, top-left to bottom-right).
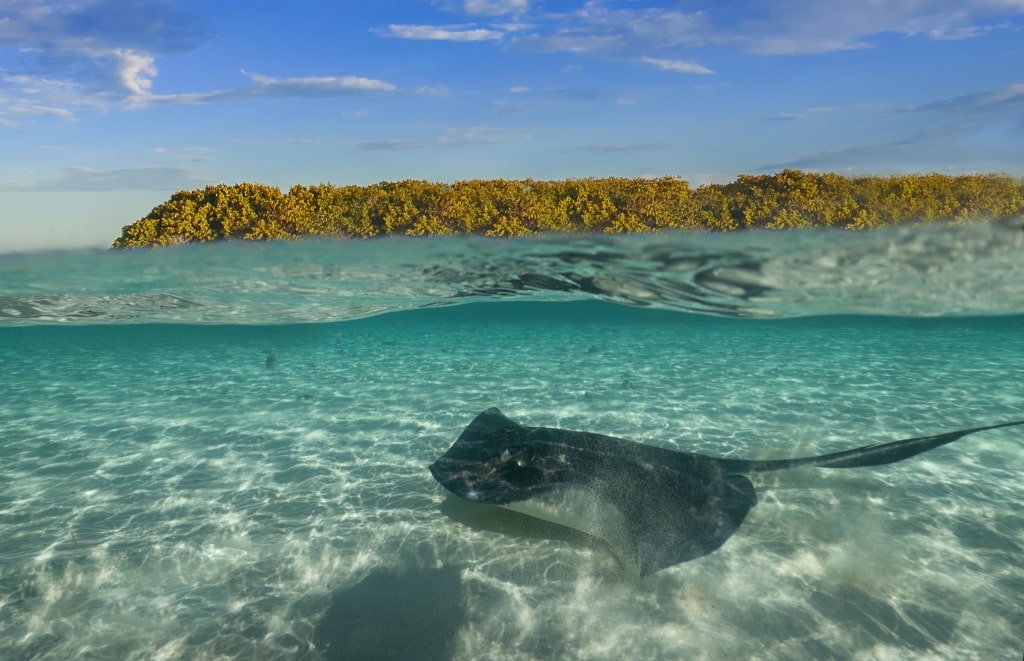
501, 446, 533, 467
494, 445, 543, 485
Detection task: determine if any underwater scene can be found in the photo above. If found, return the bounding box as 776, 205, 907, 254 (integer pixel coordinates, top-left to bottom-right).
1, 223, 1023, 660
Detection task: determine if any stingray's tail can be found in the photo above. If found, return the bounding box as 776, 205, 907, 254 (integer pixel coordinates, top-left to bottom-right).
719, 419, 1024, 473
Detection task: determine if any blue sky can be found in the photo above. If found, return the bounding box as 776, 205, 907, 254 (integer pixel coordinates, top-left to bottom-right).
2, 0, 1023, 250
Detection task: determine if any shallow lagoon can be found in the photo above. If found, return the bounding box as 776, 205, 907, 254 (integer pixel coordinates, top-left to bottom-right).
1, 228, 1023, 660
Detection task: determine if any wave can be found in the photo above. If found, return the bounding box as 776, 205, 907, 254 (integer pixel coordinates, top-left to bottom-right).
2, 221, 1023, 325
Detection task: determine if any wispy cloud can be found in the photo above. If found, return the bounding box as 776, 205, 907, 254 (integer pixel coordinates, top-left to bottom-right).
461, 0, 531, 17
762, 84, 1024, 173
640, 56, 713, 75
5, 0, 1024, 135
512, 33, 623, 54
565, 142, 672, 153
0, 0, 208, 54
760, 128, 964, 173
0, 0, 206, 106
3, 65, 400, 114
762, 106, 837, 122
508, 4, 707, 56
0, 164, 207, 191
349, 138, 432, 151
489, 85, 602, 114
409, 1, 1024, 61
763, 113, 808, 123
348, 127, 525, 151
725, 1, 1022, 55
908, 82, 1024, 113
0, 1, 189, 118
151, 145, 215, 161
228, 71, 395, 96
0, 71, 106, 124
0, 1, 398, 121
544, 87, 601, 101
377, 24, 504, 42
926, 22, 1001, 40
489, 98, 530, 114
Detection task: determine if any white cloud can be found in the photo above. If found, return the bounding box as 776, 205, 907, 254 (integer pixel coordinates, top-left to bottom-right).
509, 86, 529, 93
241, 71, 396, 93
379, 24, 504, 41
641, 56, 714, 75
123, 70, 397, 106
113, 49, 157, 99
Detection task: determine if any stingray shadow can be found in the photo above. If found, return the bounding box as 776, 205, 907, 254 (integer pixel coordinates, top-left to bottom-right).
314, 564, 465, 661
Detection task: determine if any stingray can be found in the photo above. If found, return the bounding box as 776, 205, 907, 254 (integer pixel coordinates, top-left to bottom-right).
429, 408, 1023, 576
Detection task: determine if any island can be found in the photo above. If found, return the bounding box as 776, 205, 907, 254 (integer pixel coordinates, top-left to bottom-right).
112, 170, 1024, 248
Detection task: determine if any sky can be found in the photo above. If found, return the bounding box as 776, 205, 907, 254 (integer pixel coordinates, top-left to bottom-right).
1, 0, 1023, 251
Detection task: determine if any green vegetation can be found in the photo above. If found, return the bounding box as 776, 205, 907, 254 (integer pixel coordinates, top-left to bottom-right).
112, 170, 1024, 248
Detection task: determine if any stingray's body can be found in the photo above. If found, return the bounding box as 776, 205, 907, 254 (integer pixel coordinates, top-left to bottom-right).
429, 408, 1023, 576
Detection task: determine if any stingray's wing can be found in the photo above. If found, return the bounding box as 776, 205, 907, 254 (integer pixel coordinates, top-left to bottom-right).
622, 467, 756, 576
552, 449, 759, 575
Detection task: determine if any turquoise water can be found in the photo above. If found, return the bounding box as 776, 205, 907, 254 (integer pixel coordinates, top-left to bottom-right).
1, 226, 1023, 660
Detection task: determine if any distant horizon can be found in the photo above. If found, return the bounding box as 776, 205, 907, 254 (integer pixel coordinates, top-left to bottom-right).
2, 1, 1024, 252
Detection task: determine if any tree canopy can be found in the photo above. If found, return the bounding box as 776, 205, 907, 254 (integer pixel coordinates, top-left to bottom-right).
112, 170, 1024, 248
